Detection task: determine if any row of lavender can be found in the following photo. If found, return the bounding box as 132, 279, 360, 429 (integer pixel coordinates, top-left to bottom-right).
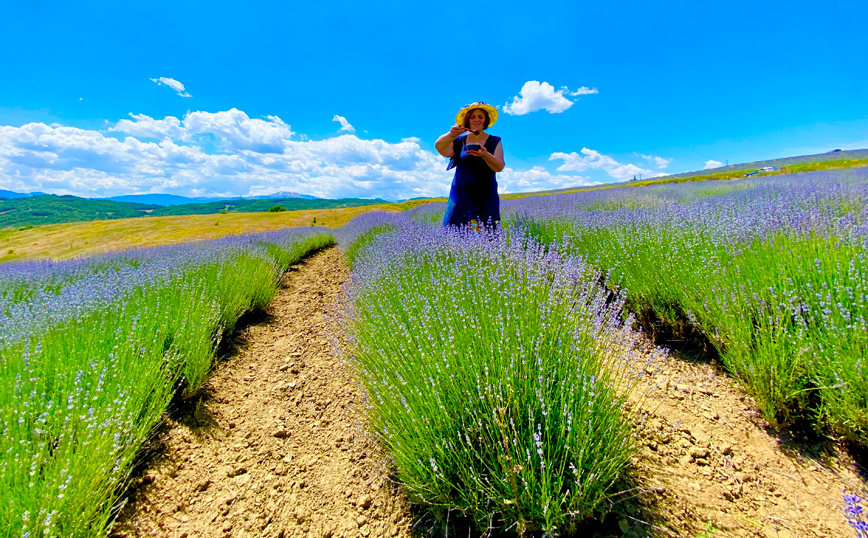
505, 168, 868, 442
333, 220, 662, 533
334, 167, 867, 532
0, 228, 334, 537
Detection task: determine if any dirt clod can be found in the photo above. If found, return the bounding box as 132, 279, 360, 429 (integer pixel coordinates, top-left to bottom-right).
689, 447, 709, 459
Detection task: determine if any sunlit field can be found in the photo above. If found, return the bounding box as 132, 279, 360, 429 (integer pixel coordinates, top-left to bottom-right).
2, 166, 867, 536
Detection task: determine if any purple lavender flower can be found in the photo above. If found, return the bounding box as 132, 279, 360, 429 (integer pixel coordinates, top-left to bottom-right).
844, 490, 868, 537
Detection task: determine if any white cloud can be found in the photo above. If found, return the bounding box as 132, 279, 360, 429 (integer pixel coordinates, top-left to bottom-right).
111, 113, 186, 140
704, 159, 723, 169
566, 86, 599, 96
504, 81, 583, 115
550, 148, 618, 172
551, 148, 666, 181
150, 77, 192, 98
498, 166, 599, 193
112, 109, 294, 153
639, 153, 671, 169
0, 116, 447, 200
183, 109, 294, 152
332, 115, 355, 133
0, 109, 615, 200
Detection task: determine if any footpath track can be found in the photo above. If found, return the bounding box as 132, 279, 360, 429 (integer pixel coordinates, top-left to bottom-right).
115, 246, 862, 538
115, 247, 412, 538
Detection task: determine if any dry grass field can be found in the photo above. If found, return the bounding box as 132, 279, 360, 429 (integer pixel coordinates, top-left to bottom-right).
0, 200, 438, 263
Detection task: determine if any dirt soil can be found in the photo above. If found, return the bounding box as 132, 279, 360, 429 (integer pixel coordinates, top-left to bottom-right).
114, 246, 865, 538
623, 354, 864, 538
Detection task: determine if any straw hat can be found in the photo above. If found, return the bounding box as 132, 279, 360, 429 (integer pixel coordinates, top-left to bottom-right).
455, 102, 498, 129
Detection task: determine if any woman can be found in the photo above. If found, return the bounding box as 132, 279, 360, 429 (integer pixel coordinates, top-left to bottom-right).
435, 102, 505, 229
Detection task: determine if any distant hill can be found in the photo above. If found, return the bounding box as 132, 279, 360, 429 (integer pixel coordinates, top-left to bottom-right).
0, 194, 388, 229
106, 191, 319, 206
147, 197, 386, 217
664, 148, 868, 180
244, 191, 319, 200
0, 195, 160, 228
106, 194, 225, 206
0, 189, 47, 199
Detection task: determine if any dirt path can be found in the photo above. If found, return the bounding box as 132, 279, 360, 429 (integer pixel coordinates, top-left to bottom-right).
114, 246, 864, 538
626, 354, 863, 538
114, 247, 412, 538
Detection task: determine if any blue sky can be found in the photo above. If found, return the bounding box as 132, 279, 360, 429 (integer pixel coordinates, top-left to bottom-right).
1, 0, 866, 200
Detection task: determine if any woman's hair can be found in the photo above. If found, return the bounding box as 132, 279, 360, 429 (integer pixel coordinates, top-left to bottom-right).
462, 108, 491, 129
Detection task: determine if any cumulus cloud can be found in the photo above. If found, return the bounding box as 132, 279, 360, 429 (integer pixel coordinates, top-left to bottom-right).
0, 116, 447, 200
503, 81, 597, 115
704, 159, 723, 169
183, 110, 294, 153
0, 109, 609, 200
639, 153, 671, 169
332, 115, 355, 132
111, 113, 186, 140
150, 77, 192, 97
550, 148, 666, 181
498, 167, 599, 193
112, 109, 294, 153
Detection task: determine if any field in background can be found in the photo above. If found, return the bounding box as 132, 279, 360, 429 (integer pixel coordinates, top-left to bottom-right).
4, 149, 867, 264
662, 147, 868, 180
502, 156, 868, 200
0, 200, 431, 263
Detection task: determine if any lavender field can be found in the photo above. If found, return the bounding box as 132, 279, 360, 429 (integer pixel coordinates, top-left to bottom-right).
0, 228, 333, 537
335, 167, 868, 534
2, 166, 867, 537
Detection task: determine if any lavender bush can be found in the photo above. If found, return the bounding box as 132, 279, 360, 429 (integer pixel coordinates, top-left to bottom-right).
1, 228, 333, 537
335, 221, 660, 534
506, 169, 868, 439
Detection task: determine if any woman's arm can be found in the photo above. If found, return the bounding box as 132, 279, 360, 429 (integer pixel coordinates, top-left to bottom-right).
435, 125, 468, 158
467, 140, 505, 173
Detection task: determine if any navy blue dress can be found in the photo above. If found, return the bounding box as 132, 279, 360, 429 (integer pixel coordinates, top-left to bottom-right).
443, 134, 501, 228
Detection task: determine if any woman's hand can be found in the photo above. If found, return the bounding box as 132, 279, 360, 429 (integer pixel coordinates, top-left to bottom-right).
465, 145, 489, 158
436, 124, 469, 157
449, 124, 469, 138
468, 141, 505, 172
